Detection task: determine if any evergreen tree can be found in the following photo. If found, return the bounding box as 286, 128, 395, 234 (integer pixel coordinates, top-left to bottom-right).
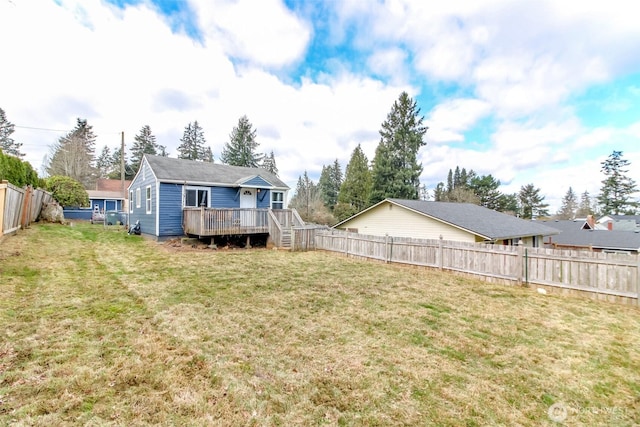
318, 159, 342, 211
433, 182, 447, 201
261, 151, 278, 176
96, 146, 112, 179
556, 187, 578, 220
106, 146, 135, 180
575, 190, 594, 218
220, 115, 263, 167
177, 121, 207, 161
597, 150, 638, 215
518, 183, 550, 219
130, 125, 165, 174
288, 171, 334, 224
469, 174, 503, 210
370, 92, 428, 204
46, 118, 97, 188
335, 144, 372, 222
0, 107, 23, 158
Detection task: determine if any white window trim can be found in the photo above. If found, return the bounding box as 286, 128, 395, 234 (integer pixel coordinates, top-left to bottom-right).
145, 185, 152, 214
136, 187, 141, 208
183, 186, 210, 208
129, 190, 133, 213
270, 190, 284, 209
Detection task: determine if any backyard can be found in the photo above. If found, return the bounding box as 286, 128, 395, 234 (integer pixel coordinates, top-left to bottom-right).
0, 222, 639, 426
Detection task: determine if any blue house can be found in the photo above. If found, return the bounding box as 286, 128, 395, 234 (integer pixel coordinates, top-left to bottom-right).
128, 155, 302, 246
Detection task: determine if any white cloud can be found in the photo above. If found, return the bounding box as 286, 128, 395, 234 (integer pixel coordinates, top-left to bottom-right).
426, 98, 491, 143
191, 0, 311, 68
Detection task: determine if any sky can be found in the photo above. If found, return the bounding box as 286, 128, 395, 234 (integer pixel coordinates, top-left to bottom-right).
2, 0, 640, 212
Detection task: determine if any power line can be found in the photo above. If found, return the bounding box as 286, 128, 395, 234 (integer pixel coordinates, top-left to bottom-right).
15, 125, 122, 135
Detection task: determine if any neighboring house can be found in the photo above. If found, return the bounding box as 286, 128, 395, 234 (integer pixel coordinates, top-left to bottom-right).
88, 178, 131, 212
597, 214, 640, 232
128, 155, 300, 244
334, 198, 559, 247
541, 219, 640, 254
64, 178, 131, 221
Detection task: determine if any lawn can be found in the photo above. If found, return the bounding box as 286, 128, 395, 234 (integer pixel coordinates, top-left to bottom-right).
1, 222, 639, 426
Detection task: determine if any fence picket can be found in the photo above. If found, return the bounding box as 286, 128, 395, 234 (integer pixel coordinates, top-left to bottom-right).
313, 229, 639, 305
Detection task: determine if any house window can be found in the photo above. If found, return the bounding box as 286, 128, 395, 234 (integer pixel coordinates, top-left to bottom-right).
129, 190, 133, 213
146, 186, 152, 214
184, 187, 209, 207
136, 188, 141, 208
271, 191, 284, 209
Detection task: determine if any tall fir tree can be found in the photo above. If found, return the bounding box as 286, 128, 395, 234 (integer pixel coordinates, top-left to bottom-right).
289, 171, 334, 224
335, 144, 372, 222
597, 150, 638, 215
0, 107, 23, 158
177, 121, 208, 161
518, 183, 550, 219
96, 146, 112, 179
370, 92, 428, 204
318, 159, 343, 211
130, 125, 166, 174
46, 118, 97, 188
261, 151, 278, 176
556, 187, 578, 220
220, 115, 263, 167
576, 190, 594, 218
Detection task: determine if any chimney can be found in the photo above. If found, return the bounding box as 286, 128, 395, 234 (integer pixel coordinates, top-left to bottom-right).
608, 221, 613, 231
586, 215, 595, 229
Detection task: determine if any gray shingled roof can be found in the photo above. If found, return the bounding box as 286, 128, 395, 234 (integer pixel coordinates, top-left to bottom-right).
539, 219, 640, 251
144, 155, 289, 189
388, 199, 560, 240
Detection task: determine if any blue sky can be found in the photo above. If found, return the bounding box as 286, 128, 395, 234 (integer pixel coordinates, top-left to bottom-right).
2, 0, 640, 211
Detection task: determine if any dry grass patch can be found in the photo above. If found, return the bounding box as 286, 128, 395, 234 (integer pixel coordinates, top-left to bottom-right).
1, 223, 639, 426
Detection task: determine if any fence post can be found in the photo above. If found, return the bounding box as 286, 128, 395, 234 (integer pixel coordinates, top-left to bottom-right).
516, 241, 524, 286
345, 232, 349, 257
637, 254, 640, 307
385, 234, 389, 263
438, 235, 443, 271
0, 180, 7, 234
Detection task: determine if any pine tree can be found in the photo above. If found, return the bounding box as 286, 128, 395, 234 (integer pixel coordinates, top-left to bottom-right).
288, 171, 333, 224
46, 118, 98, 188
370, 92, 428, 204
556, 187, 578, 220
96, 146, 112, 179
0, 107, 23, 158
469, 174, 503, 209
261, 151, 278, 176
130, 125, 166, 174
318, 159, 342, 211
576, 190, 593, 218
335, 144, 372, 221
597, 150, 638, 215
177, 121, 207, 161
220, 115, 263, 167
518, 183, 550, 219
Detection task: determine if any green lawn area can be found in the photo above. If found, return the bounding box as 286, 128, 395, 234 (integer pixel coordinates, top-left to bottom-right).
1, 222, 639, 426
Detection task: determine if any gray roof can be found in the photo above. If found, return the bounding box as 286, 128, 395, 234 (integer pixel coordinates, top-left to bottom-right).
143, 155, 289, 189
386, 199, 560, 240
539, 219, 640, 251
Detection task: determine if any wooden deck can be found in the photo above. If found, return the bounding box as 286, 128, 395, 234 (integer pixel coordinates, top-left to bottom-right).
183, 208, 304, 247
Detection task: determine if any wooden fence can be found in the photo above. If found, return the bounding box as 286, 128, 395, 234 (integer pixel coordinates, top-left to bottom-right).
0, 180, 53, 236
314, 229, 640, 306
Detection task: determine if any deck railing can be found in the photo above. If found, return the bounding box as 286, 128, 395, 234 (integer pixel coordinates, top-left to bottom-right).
183, 207, 270, 236
183, 207, 306, 248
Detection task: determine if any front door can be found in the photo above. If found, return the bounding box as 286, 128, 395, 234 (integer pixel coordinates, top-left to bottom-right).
240, 188, 256, 226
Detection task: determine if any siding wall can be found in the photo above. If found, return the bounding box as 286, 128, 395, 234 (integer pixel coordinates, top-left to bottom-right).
158, 183, 183, 236
340, 202, 477, 243
129, 161, 158, 235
